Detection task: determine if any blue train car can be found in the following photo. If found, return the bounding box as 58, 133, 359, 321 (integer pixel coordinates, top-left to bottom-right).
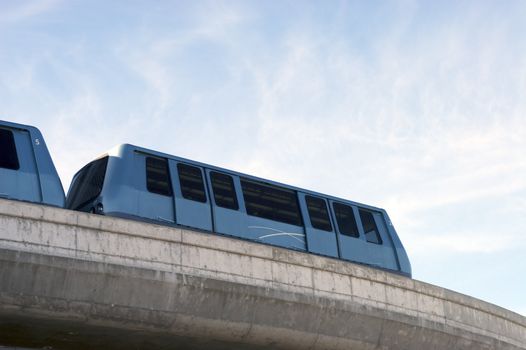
66, 144, 411, 277
0, 120, 65, 207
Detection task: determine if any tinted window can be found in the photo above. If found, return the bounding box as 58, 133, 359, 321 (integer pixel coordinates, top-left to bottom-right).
146, 157, 172, 196
66, 157, 108, 210
0, 129, 20, 170
306, 195, 332, 231
178, 163, 206, 202
210, 172, 238, 210
333, 202, 359, 237
359, 209, 383, 244
241, 179, 302, 226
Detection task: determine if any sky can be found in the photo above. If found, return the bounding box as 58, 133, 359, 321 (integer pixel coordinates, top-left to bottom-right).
1, 0, 525, 316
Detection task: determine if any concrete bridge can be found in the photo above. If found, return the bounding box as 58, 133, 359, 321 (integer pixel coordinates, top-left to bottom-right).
0, 199, 525, 350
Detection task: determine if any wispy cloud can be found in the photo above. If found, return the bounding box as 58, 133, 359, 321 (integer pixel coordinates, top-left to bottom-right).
406, 228, 526, 255
114, 2, 250, 124
0, 0, 61, 25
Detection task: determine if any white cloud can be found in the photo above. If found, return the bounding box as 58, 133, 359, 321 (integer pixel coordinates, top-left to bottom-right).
406, 230, 525, 255
0, 0, 61, 25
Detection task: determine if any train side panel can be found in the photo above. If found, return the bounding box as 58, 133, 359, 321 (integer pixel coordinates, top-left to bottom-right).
382, 210, 412, 276
204, 169, 248, 239
0, 121, 64, 207
66, 144, 412, 277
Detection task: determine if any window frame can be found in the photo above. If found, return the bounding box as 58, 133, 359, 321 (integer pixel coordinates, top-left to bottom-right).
146, 156, 173, 197
177, 163, 207, 203
305, 195, 333, 232
0, 128, 20, 171
359, 209, 383, 245
241, 178, 303, 227
210, 171, 239, 210
332, 202, 360, 238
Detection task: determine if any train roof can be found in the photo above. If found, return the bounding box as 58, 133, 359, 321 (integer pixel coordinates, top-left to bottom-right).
102, 143, 389, 215
0, 120, 43, 135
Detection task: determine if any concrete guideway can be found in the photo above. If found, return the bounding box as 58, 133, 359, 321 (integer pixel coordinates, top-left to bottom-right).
0, 199, 524, 350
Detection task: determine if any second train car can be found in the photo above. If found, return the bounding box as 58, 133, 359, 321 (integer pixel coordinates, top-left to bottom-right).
66, 144, 411, 277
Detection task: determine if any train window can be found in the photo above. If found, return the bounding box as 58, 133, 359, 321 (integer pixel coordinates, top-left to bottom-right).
178, 163, 206, 202
146, 157, 172, 196
333, 202, 359, 237
241, 179, 303, 226
305, 195, 332, 231
359, 209, 383, 244
66, 156, 108, 210
0, 129, 20, 170
210, 172, 238, 210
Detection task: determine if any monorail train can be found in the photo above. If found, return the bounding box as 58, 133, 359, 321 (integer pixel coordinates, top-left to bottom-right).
65, 144, 412, 277
0, 120, 64, 207
0, 120, 411, 277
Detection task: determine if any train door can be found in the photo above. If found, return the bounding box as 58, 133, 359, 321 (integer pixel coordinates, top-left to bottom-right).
205, 170, 246, 237
168, 160, 212, 231
298, 193, 339, 257
136, 153, 175, 223
357, 209, 398, 271
329, 201, 370, 265
0, 127, 40, 203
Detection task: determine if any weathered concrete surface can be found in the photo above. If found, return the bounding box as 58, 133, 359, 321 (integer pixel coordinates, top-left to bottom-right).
0, 199, 524, 350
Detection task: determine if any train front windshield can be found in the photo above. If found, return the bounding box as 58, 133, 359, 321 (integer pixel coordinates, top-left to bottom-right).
66, 156, 108, 210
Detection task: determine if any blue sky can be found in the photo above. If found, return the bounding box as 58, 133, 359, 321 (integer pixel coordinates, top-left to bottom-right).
1, 0, 525, 316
